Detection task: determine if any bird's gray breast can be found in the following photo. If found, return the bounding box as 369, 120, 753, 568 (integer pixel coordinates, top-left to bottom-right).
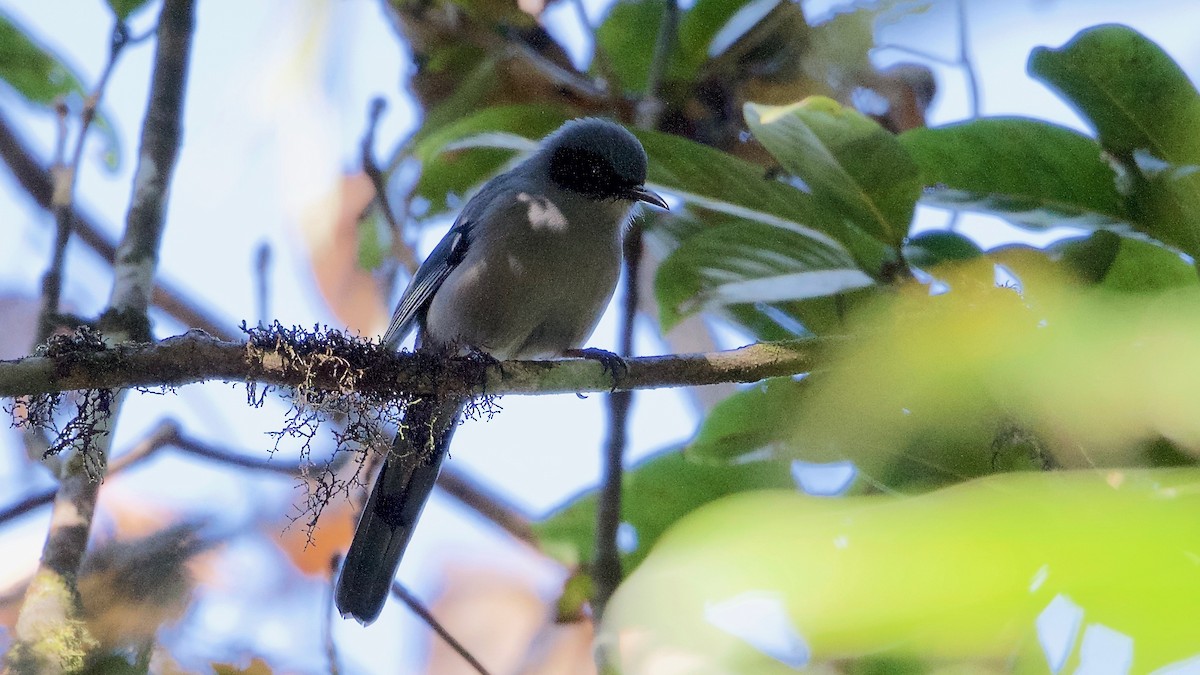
422, 188, 628, 359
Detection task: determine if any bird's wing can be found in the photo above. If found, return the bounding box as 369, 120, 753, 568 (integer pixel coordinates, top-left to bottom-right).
381, 218, 473, 349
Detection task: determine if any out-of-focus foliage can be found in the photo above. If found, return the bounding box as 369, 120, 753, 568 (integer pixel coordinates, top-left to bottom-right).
0, 10, 122, 169
604, 469, 1200, 673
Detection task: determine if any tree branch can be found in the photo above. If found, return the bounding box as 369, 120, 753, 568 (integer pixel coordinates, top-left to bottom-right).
6, 2, 198, 671
0, 331, 822, 399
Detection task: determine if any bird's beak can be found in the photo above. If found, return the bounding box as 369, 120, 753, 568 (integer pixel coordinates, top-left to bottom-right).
630, 186, 668, 210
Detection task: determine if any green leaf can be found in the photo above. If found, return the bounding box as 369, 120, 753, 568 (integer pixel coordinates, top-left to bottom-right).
604, 469, 1200, 670
412, 104, 569, 214
356, 211, 387, 271
534, 449, 794, 570
106, 0, 154, 20
0, 11, 85, 105
1053, 231, 1199, 293
903, 230, 983, 269
671, 0, 753, 79
1029, 25, 1200, 256
745, 98, 921, 250
596, 0, 666, 95
633, 128, 896, 277
655, 219, 873, 330
900, 117, 1131, 229
0, 11, 122, 171
685, 377, 806, 464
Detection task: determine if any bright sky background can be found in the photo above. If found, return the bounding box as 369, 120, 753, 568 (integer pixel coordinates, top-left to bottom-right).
0, 0, 1198, 672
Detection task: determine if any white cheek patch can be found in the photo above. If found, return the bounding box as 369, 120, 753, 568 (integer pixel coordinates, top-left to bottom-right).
517, 192, 569, 232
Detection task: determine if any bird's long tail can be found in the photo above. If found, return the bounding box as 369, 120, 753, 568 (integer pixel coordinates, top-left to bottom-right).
335, 395, 466, 624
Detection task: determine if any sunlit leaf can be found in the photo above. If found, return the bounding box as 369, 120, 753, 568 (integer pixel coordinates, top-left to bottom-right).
901, 118, 1131, 229
786, 259, 1200, 477
535, 449, 793, 570
604, 469, 1200, 671
1029, 25, 1200, 257
746, 98, 921, 251
655, 219, 873, 330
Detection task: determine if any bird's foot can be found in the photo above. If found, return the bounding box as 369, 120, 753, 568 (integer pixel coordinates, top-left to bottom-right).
564, 347, 628, 392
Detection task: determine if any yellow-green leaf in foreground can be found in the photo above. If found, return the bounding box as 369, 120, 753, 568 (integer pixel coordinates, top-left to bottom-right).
603, 469, 1200, 673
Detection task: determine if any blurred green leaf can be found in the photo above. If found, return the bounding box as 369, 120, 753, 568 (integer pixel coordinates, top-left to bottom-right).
1053, 230, 1199, 292
535, 449, 794, 570
605, 469, 1200, 671
106, 0, 154, 20
903, 230, 983, 269
685, 377, 806, 464
901, 117, 1130, 229
596, 0, 666, 95
655, 219, 873, 330
671, 0, 752, 78
1029, 24, 1200, 257
0, 11, 85, 105
745, 98, 920, 253
0, 11, 122, 171
356, 212, 387, 271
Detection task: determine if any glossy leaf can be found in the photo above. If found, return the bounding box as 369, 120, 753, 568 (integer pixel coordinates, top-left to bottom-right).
634, 128, 895, 276
655, 219, 873, 330
535, 449, 794, 570
901, 117, 1130, 229
746, 98, 921, 250
1029, 25, 1200, 256
604, 469, 1200, 672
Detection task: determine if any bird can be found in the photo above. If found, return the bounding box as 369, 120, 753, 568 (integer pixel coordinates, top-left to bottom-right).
335, 118, 667, 624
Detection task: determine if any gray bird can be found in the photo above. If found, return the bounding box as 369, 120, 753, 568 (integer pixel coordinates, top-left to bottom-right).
335, 118, 667, 624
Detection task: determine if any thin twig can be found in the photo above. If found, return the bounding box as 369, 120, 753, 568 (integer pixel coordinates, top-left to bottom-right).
592, 223, 641, 634
0, 109, 236, 340
635, 0, 679, 129
435, 468, 536, 547
254, 241, 272, 328
359, 97, 417, 275
956, 0, 980, 118
36, 22, 134, 343
325, 555, 343, 675
390, 581, 492, 675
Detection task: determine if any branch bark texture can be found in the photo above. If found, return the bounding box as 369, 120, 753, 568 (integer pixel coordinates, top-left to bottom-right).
0, 331, 821, 400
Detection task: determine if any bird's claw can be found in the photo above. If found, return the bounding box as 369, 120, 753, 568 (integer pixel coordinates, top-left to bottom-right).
564, 347, 628, 391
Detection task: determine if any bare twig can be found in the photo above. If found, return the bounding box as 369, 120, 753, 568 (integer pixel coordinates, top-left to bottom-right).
6, 2, 198, 670
956, 0, 980, 118
0, 331, 824, 399
36, 22, 134, 343
325, 555, 342, 675
254, 241, 272, 328
435, 468, 536, 547
0, 109, 235, 341
390, 581, 492, 675
635, 0, 679, 129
